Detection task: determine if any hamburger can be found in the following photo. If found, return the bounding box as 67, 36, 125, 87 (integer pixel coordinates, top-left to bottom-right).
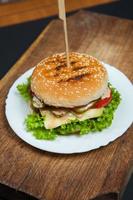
17, 52, 121, 140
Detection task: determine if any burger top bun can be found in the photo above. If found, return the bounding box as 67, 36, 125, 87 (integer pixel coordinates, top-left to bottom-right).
31, 52, 108, 108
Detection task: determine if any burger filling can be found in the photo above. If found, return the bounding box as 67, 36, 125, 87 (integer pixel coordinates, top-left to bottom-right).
17, 78, 121, 140
30, 87, 111, 129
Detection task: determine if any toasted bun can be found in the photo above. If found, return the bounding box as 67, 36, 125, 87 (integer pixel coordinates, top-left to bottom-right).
31, 52, 108, 108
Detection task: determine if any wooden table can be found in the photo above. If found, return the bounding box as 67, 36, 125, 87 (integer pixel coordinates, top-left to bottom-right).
0, 0, 114, 27
0, 11, 133, 200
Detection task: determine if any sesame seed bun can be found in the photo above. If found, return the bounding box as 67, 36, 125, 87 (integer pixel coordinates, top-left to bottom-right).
31, 52, 108, 108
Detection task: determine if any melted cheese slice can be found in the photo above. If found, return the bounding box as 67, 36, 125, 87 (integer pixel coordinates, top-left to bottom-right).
43, 108, 104, 129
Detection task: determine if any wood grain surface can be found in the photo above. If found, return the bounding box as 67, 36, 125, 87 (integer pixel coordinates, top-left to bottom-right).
0, 0, 114, 27
0, 11, 133, 200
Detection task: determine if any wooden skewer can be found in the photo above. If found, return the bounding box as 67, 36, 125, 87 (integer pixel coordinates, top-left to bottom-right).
58, 0, 70, 67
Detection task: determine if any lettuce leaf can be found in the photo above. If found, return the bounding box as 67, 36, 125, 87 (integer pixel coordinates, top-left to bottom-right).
17, 77, 31, 101
25, 114, 57, 140
24, 85, 121, 140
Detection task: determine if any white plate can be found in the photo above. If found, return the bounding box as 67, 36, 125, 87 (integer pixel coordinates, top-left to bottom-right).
5, 63, 133, 154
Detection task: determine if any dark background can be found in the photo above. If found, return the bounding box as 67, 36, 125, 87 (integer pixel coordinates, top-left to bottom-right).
0, 0, 133, 199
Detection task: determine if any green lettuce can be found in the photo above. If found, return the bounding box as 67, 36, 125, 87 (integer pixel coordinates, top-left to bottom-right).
25, 113, 57, 140
24, 84, 121, 140
17, 77, 31, 101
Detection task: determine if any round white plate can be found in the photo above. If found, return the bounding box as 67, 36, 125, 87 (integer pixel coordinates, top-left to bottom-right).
5, 63, 133, 154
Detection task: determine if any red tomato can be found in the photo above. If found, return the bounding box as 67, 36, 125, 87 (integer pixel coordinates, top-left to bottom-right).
94, 90, 112, 108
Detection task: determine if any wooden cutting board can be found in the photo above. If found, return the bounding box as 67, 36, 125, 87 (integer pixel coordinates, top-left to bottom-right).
0, 11, 133, 200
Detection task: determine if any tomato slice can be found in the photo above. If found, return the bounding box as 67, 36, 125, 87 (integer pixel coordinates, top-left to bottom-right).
94, 90, 112, 108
